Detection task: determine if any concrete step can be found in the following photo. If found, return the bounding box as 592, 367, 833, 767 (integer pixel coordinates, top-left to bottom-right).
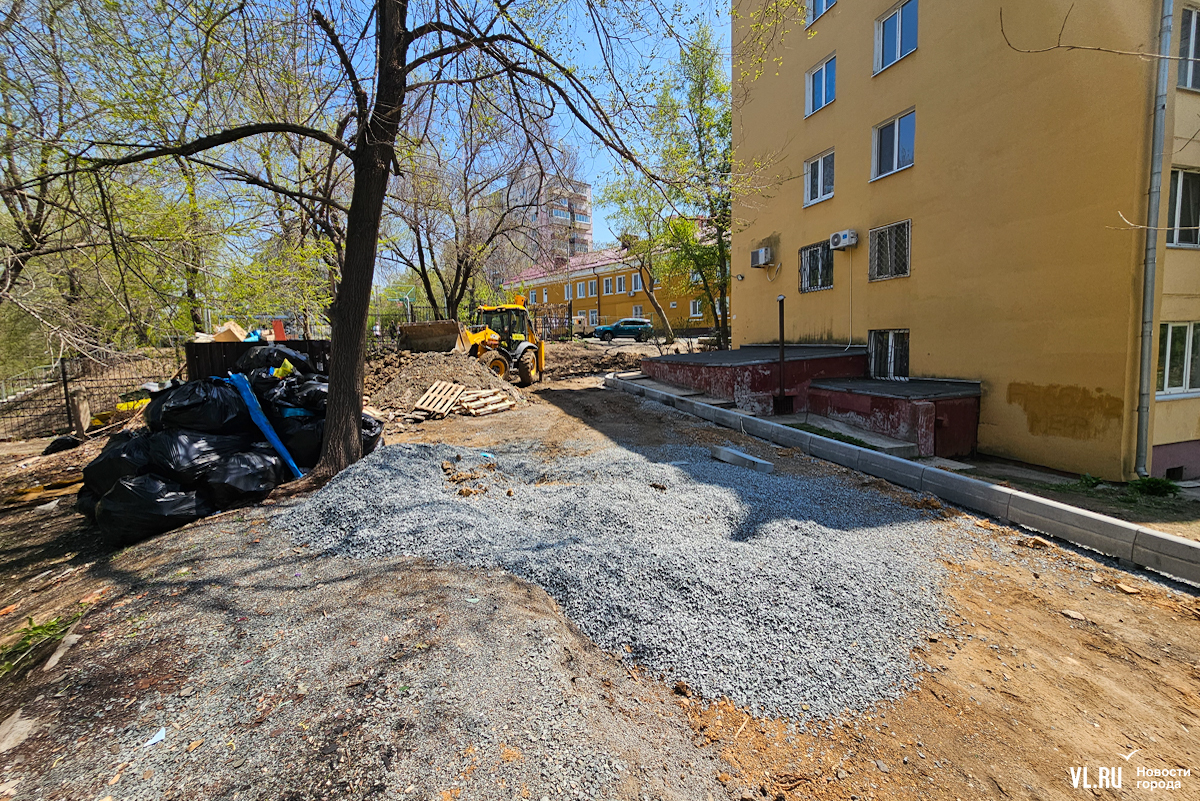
771, 413, 919, 458
631, 378, 705, 397
690, 395, 737, 409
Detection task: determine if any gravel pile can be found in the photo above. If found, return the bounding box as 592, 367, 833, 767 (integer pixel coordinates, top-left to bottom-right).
283, 441, 958, 719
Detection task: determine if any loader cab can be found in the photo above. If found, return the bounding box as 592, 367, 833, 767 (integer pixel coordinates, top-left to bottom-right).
473, 307, 528, 347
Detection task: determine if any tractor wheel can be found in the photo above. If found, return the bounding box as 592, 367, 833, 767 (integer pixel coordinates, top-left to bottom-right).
516, 350, 537, 387
479, 350, 510, 380
601, 331, 614, 342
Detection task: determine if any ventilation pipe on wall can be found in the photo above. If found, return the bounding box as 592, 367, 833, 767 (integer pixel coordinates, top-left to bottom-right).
1136, 0, 1175, 477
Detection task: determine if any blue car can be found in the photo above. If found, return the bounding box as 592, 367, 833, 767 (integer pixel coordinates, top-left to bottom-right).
594, 318, 654, 342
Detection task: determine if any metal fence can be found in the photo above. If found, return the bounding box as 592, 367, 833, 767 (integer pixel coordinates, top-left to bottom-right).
0, 353, 182, 441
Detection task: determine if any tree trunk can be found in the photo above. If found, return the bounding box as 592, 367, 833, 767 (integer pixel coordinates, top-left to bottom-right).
639, 260, 674, 344
309, 0, 408, 481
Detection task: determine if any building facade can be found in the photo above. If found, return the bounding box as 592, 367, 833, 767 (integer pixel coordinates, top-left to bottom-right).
508, 171, 594, 261
731, 0, 1200, 480
506, 247, 723, 333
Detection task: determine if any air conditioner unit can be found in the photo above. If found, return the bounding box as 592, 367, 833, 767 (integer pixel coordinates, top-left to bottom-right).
627, 290, 636, 297
829, 230, 858, 250
750, 247, 773, 268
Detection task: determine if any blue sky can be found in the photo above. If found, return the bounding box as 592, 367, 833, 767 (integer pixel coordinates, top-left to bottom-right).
576, 1, 732, 247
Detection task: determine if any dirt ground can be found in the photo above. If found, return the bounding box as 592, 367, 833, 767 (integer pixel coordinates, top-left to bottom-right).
0, 376, 1197, 799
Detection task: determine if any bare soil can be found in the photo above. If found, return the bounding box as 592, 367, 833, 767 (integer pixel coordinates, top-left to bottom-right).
0, 376, 1196, 800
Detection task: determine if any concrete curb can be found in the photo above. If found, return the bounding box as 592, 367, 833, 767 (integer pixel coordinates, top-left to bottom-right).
604, 372, 1200, 586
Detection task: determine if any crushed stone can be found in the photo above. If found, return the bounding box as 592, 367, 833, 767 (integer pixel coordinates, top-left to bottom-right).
282, 440, 967, 719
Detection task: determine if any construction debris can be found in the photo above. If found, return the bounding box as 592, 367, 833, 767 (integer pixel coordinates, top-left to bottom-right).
403, 383, 517, 423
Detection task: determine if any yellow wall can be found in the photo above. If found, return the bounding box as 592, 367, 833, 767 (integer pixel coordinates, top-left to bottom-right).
732, 0, 1163, 479
519, 263, 721, 330
1155, 82, 1200, 445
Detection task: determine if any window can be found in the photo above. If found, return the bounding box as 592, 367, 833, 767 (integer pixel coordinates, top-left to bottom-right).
876, 0, 918, 73
690, 299, 703, 317
577, 281, 586, 299
800, 241, 834, 291
869, 220, 911, 280
551, 208, 571, 219
603, 277, 613, 295
616, 275, 626, 292
807, 55, 836, 115
1157, 322, 1200, 393
807, 0, 835, 24
869, 330, 909, 379
589, 309, 598, 325
632, 304, 643, 317
669, 301, 677, 309
588, 279, 597, 297
573, 212, 590, 223
874, 111, 915, 178
564, 283, 572, 301
805, 150, 835, 205
632, 273, 643, 291
1182, 9, 1200, 90
1168, 169, 1200, 246
542, 288, 549, 303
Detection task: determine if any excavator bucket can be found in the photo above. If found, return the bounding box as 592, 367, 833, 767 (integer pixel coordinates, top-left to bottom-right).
393, 320, 471, 353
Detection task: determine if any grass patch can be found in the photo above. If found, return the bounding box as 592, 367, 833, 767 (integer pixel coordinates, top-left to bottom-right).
785, 423, 872, 450
0, 612, 83, 678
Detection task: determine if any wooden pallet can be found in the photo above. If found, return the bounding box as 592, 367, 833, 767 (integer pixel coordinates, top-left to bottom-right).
413, 381, 466, 419
458, 389, 516, 416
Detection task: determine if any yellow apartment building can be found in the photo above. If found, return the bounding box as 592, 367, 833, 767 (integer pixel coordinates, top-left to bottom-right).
731, 0, 1200, 480
506, 247, 723, 333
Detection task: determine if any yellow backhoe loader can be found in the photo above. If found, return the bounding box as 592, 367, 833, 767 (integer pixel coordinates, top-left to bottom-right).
393, 296, 545, 387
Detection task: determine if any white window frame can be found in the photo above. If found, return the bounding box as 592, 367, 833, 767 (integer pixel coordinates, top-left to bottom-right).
875, 0, 919, 74
806, 0, 836, 26
564, 283, 572, 301
589, 309, 598, 325
603, 277, 613, 295
869, 329, 910, 379
1157, 321, 1200, 395
804, 149, 835, 206
690, 299, 703, 318
1168, 168, 1200, 247
1182, 8, 1200, 91
632, 304, 643, 317
588, 279, 597, 297
576, 281, 586, 299
616, 275, 626, 292
632, 273, 643, 292
542, 288, 549, 303
872, 109, 916, 180
806, 54, 836, 116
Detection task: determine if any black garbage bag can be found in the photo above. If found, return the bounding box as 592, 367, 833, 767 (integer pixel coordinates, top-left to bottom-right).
277, 413, 383, 469
75, 486, 99, 520
43, 435, 82, 456
362, 413, 383, 456
143, 379, 253, 434
203, 450, 284, 508
233, 345, 315, 376
95, 474, 214, 544
82, 430, 152, 496
293, 379, 329, 413
266, 376, 328, 416
245, 366, 281, 401
145, 429, 257, 486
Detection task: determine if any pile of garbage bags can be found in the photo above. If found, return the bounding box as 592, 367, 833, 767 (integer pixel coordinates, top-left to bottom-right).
77, 345, 383, 545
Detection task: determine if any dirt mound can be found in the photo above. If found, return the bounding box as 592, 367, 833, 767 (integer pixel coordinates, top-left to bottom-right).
367, 350, 523, 413
543, 341, 650, 379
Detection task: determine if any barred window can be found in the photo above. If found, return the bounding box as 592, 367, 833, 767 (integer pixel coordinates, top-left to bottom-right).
869, 329, 909, 379
869, 220, 911, 280
800, 241, 834, 292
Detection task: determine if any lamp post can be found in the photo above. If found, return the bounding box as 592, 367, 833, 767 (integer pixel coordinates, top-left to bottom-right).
776, 294, 790, 414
